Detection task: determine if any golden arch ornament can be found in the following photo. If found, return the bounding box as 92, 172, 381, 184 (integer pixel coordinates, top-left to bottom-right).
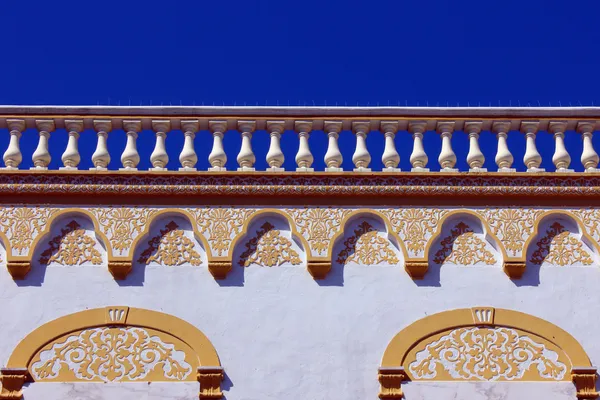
378, 307, 597, 399
0, 307, 224, 400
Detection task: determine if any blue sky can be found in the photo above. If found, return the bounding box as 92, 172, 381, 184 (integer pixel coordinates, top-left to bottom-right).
1, 0, 599, 171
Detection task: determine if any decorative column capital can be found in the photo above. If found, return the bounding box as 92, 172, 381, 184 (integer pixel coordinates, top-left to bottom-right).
520, 121, 540, 135
492, 121, 511, 135
65, 119, 84, 133
378, 367, 406, 400
197, 366, 224, 399
266, 121, 285, 135
380, 121, 399, 134
294, 120, 313, 133
577, 121, 597, 134
408, 121, 427, 134
35, 119, 55, 132
238, 120, 256, 133
571, 367, 598, 400
436, 121, 455, 135
209, 120, 228, 134
181, 120, 199, 133
123, 120, 142, 133
548, 121, 568, 136
0, 367, 29, 400
6, 119, 25, 133
151, 120, 171, 133
324, 121, 343, 133
463, 121, 483, 135
93, 120, 112, 133
352, 121, 370, 135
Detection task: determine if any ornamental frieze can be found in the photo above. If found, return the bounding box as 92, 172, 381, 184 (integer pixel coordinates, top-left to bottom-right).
0, 205, 598, 281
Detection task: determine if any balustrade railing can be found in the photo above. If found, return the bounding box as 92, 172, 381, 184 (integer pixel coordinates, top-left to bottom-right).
0, 106, 599, 173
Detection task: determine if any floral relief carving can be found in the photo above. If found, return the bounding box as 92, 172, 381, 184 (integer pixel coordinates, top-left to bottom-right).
91, 207, 156, 256
336, 221, 400, 265
138, 221, 202, 266
478, 208, 543, 257
0, 206, 57, 255
30, 327, 193, 382
409, 327, 567, 381
39, 220, 103, 266
433, 222, 496, 265
530, 222, 593, 266
192, 207, 255, 256
286, 207, 350, 256
383, 208, 447, 257
238, 221, 302, 267
572, 209, 600, 241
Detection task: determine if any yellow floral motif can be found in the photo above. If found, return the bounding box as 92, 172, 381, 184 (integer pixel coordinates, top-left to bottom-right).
409, 327, 567, 381
530, 222, 593, 266
572, 209, 600, 241
138, 221, 201, 266
478, 208, 543, 257
384, 208, 447, 257
286, 207, 350, 256
336, 221, 400, 265
91, 207, 155, 255
239, 222, 302, 267
0, 206, 56, 255
192, 207, 255, 256
39, 220, 103, 266
31, 327, 192, 382
433, 222, 496, 265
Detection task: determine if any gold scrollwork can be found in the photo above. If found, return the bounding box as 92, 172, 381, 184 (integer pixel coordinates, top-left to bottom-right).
39, 220, 102, 266
530, 222, 593, 266
433, 222, 496, 266
337, 221, 400, 265
138, 221, 202, 266
239, 222, 302, 267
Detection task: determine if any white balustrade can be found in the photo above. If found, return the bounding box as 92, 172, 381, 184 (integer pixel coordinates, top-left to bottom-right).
61, 120, 83, 170
32, 120, 54, 169
492, 121, 514, 172
266, 121, 285, 171
465, 121, 485, 172
121, 120, 141, 170
295, 121, 314, 172
578, 121, 599, 172
237, 121, 256, 171
437, 122, 457, 171
352, 121, 371, 171
381, 122, 400, 172
521, 121, 543, 172
549, 121, 572, 172
409, 121, 428, 171
3, 119, 24, 169
179, 120, 199, 171
150, 120, 170, 171
92, 120, 111, 170
324, 121, 343, 172
208, 121, 227, 171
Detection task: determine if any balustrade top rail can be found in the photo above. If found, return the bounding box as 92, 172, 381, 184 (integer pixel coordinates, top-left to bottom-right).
0, 105, 599, 173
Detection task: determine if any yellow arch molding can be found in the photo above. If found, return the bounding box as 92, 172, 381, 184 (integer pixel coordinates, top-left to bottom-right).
1, 307, 223, 399
378, 307, 597, 400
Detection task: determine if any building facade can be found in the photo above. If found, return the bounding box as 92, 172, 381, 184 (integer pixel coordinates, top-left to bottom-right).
0, 106, 599, 399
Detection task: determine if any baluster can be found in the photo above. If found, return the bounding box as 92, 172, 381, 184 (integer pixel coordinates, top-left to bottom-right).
352, 121, 371, 171
179, 120, 198, 171
208, 121, 227, 171
324, 121, 343, 172
121, 120, 141, 170
492, 121, 514, 172
465, 121, 485, 172
266, 121, 285, 171
150, 120, 170, 171
32, 120, 55, 170
237, 121, 256, 171
61, 120, 83, 170
295, 121, 314, 172
3, 119, 25, 169
437, 122, 457, 171
91, 120, 111, 170
409, 121, 428, 171
381, 122, 400, 172
548, 121, 572, 172
521, 121, 543, 172
578, 121, 599, 172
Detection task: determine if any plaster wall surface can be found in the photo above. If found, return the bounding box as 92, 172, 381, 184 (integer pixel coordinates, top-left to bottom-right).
0, 261, 597, 399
